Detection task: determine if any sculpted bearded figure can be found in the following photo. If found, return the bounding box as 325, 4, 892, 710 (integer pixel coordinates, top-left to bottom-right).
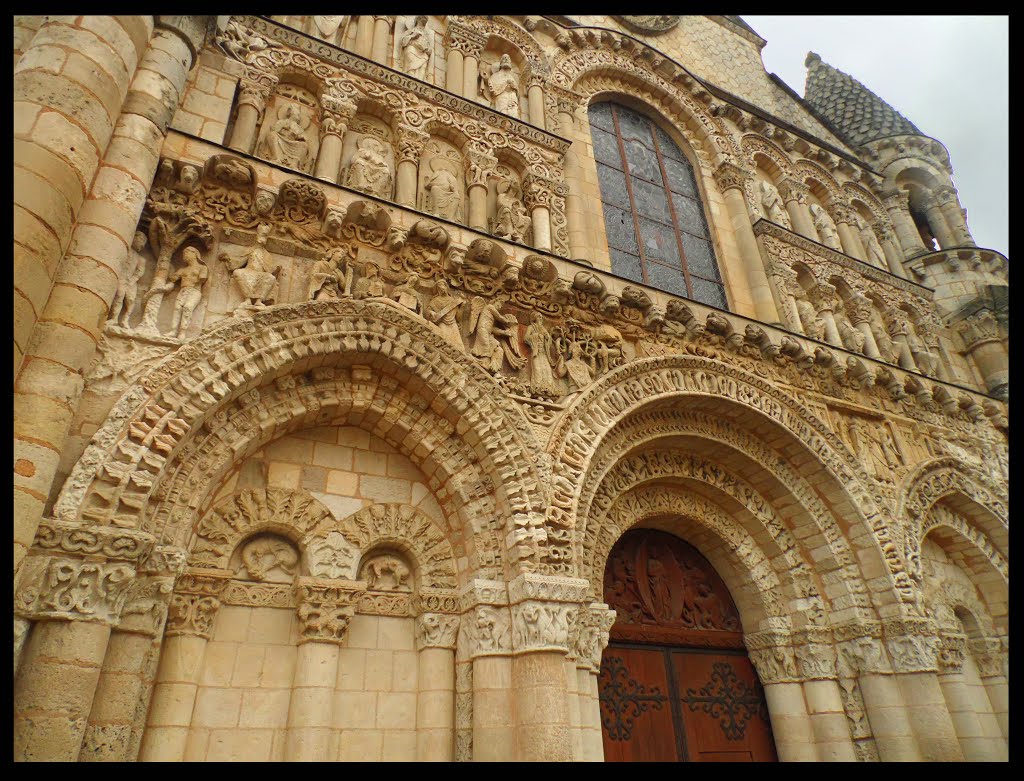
258, 104, 313, 172
857, 215, 887, 268
525, 313, 559, 396
759, 179, 789, 226
468, 295, 526, 373
810, 203, 842, 251
480, 54, 521, 118
492, 180, 531, 242
399, 16, 433, 81
222, 223, 280, 309
423, 161, 463, 221
344, 137, 393, 199
426, 280, 464, 349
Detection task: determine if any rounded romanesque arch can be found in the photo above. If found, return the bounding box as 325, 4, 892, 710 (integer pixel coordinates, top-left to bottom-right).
741, 134, 795, 179
545, 355, 910, 610
54, 299, 547, 580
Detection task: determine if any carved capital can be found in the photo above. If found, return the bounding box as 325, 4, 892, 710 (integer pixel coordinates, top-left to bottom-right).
935, 632, 967, 673
883, 618, 938, 673
511, 600, 576, 654
465, 148, 498, 188
118, 574, 176, 636
14, 554, 136, 624
792, 629, 838, 680
744, 629, 800, 684
879, 187, 911, 212
395, 123, 430, 164
237, 80, 274, 110
932, 185, 958, 207
31, 519, 156, 563
967, 636, 1007, 678
293, 576, 365, 645
572, 602, 616, 670
956, 309, 1001, 349
831, 203, 858, 225
835, 634, 890, 677
548, 84, 586, 118
712, 161, 751, 192
844, 293, 874, 326
807, 281, 838, 312
777, 178, 809, 204
445, 23, 487, 57
166, 592, 222, 638
415, 613, 460, 650
459, 604, 512, 658
523, 173, 556, 210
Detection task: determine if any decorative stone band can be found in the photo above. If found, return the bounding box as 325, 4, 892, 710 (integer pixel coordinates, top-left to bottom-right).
415, 613, 461, 650
358, 590, 411, 617
507, 573, 590, 605
31, 519, 156, 564
293, 576, 365, 645
570, 602, 616, 672
415, 588, 460, 616
935, 632, 967, 673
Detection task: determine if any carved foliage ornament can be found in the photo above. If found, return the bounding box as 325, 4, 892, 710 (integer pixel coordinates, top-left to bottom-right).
614, 15, 681, 33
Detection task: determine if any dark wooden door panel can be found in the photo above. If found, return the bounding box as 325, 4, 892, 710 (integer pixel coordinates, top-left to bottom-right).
670, 651, 777, 763
599, 647, 679, 762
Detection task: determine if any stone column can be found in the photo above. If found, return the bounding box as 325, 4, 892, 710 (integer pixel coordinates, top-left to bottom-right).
845, 293, 881, 359
138, 570, 230, 762
14, 16, 154, 378
570, 602, 615, 762
13, 521, 155, 761
444, 38, 464, 95
527, 72, 546, 129
508, 574, 588, 762
874, 221, 909, 278
370, 16, 392, 64
746, 632, 817, 762
879, 187, 929, 258
713, 162, 780, 323
833, 205, 868, 262
921, 193, 958, 250
465, 148, 497, 231
446, 23, 486, 101
956, 310, 1007, 397
13, 17, 208, 574
970, 636, 1009, 742
935, 633, 1004, 761
414, 611, 460, 761
552, 89, 589, 259
766, 259, 803, 333
286, 578, 363, 761
394, 123, 429, 208
524, 174, 554, 251
885, 621, 963, 762
793, 632, 859, 761
934, 186, 975, 247
884, 315, 918, 371
354, 16, 374, 58
836, 632, 922, 761
314, 97, 358, 183
778, 179, 816, 239
808, 282, 843, 347
79, 546, 186, 761
460, 580, 515, 762
227, 78, 275, 155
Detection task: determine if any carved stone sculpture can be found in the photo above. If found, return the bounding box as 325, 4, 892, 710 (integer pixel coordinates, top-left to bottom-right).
109, 231, 148, 328
257, 104, 313, 172
238, 535, 299, 582
308, 247, 353, 300
492, 179, 531, 242
352, 262, 385, 299
857, 215, 887, 268
399, 15, 434, 82
343, 137, 393, 199
525, 313, 560, 397
426, 280, 465, 349
390, 276, 421, 313
423, 160, 463, 221
360, 554, 412, 592
221, 223, 281, 309
215, 19, 270, 62
810, 203, 842, 251
468, 296, 526, 372
481, 54, 521, 118
838, 317, 865, 353
162, 246, 208, 338
311, 15, 347, 42
758, 179, 790, 227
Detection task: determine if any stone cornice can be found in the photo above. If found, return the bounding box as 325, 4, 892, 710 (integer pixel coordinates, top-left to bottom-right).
236, 15, 570, 154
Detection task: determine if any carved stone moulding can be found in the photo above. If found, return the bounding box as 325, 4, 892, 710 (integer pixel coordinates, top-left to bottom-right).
614, 16, 681, 34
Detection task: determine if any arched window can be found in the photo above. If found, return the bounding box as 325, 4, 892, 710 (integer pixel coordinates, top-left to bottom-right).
589, 102, 727, 309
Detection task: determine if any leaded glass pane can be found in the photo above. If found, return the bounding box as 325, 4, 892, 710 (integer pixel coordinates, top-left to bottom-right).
623, 138, 661, 182
690, 276, 728, 309
671, 192, 709, 237
663, 156, 697, 196
654, 125, 686, 162
616, 108, 652, 143
680, 234, 718, 280
596, 163, 630, 208
589, 102, 614, 132
646, 262, 689, 296
639, 217, 682, 268
631, 177, 671, 221
603, 202, 639, 254
591, 126, 622, 168
610, 249, 644, 283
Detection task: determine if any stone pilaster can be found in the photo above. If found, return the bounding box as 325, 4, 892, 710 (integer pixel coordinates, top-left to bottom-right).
414, 610, 460, 761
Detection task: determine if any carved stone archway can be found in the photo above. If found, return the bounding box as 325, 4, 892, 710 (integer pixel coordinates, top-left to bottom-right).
54, 299, 547, 579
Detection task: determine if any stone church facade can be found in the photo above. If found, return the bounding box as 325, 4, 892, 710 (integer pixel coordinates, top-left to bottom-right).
13, 15, 1007, 762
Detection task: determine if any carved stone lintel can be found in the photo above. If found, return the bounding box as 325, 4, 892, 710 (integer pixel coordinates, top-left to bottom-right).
415, 612, 460, 650
293, 576, 365, 645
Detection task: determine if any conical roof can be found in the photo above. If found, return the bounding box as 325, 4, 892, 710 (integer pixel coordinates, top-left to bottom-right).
803, 51, 921, 147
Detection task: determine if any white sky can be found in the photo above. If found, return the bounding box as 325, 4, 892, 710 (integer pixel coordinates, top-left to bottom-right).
742, 15, 1008, 258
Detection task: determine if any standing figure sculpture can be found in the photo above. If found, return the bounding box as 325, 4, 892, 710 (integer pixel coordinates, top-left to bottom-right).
481, 54, 521, 118
468, 296, 526, 373
857, 215, 887, 269
810, 203, 843, 251
222, 223, 281, 309
110, 231, 149, 327
758, 179, 790, 226
524, 313, 559, 396
344, 137, 394, 199
425, 280, 464, 349
492, 180, 531, 242
258, 104, 313, 172
423, 161, 463, 221
399, 16, 433, 82
142, 246, 208, 339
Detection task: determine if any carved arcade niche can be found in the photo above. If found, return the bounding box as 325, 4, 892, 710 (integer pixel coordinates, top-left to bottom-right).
255, 83, 320, 174
419, 137, 464, 222
341, 115, 395, 200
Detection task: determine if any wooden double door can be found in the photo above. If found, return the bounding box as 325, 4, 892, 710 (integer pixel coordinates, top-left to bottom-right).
598, 529, 777, 762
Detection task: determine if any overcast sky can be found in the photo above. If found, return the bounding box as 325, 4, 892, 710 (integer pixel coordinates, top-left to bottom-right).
742, 15, 1008, 258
